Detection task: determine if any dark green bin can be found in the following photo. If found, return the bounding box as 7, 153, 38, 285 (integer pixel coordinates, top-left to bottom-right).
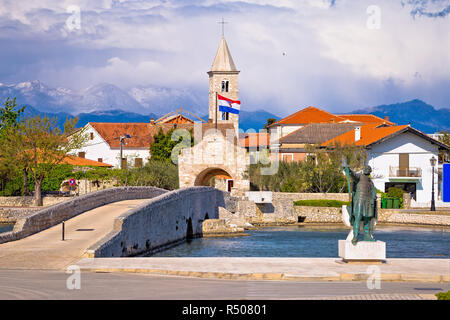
393, 198, 400, 209
386, 198, 393, 209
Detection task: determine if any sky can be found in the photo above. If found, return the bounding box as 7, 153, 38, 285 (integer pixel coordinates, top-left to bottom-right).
0, 0, 449, 116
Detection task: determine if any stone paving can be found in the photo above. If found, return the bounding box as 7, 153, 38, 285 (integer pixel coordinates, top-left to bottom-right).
0, 199, 149, 269
75, 257, 450, 282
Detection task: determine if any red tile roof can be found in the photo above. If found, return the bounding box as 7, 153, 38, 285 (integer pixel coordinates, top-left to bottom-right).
89, 122, 239, 149
90, 123, 152, 148
62, 155, 112, 167
272, 106, 347, 125
322, 124, 409, 147
338, 114, 395, 125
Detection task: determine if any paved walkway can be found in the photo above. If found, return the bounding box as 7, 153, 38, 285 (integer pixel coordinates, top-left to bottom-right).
76, 257, 450, 282
0, 199, 149, 270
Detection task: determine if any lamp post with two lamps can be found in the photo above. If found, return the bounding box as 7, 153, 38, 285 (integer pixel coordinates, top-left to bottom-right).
430, 156, 437, 211
120, 134, 131, 170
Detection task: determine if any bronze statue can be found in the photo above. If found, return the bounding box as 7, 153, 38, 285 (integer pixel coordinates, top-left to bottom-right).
343, 161, 378, 245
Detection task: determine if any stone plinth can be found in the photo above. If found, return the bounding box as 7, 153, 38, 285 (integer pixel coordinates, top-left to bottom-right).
338, 240, 386, 262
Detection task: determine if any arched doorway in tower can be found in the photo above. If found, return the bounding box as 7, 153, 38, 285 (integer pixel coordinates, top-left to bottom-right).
194, 167, 234, 192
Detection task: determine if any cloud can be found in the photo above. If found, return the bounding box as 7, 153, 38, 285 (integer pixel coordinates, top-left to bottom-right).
0, 0, 449, 116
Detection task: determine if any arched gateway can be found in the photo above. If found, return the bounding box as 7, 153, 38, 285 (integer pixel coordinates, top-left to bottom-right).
178, 130, 250, 192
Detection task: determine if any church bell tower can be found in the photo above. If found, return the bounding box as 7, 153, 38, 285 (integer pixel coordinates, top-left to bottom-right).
207, 36, 240, 128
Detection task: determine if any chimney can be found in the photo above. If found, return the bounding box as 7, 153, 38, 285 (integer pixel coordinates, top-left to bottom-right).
384, 116, 389, 121
150, 118, 155, 125
355, 126, 361, 142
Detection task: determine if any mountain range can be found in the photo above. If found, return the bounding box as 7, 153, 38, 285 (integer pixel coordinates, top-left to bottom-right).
1, 80, 448, 133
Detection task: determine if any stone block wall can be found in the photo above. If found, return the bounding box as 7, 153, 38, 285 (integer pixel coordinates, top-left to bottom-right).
295, 206, 342, 223
0, 186, 168, 244
0, 207, 41, 223
86, 187, 225, 257
295, 206, 450, 226
273, 192, 349, 202
0, 196, 68, 207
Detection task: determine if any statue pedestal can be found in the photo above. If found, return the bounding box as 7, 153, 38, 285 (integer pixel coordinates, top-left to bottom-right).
338, 240, 386, 262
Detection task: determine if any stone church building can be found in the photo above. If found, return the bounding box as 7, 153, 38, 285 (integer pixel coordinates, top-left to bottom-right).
178, 36, 250, 192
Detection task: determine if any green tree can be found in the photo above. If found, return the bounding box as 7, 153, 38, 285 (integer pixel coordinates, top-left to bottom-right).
0, 97, 25, 132
150, 127, 193, 163
438, 130, 450, 163
0, 98, 26, 194
248, 143, 367, 193
438, 130, 450, 145
2, 115, 87, 205
263, 118, 277, 130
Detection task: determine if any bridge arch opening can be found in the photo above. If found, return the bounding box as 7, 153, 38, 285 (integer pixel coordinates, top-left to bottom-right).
194, 167, 234, 192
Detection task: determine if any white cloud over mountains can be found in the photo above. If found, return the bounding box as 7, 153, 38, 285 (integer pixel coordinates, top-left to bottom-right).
0, 0, 448, 116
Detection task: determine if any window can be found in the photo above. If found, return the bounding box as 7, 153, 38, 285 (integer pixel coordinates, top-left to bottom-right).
222, 112, 229, 120
90, 132, 94, 140
134, 158, 143, 168
221, 80, 229, 92
97, 158, 103, 163
78, 152, 85, 158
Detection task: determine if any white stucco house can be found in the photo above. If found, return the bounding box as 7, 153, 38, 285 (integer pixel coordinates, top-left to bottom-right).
323, 124, 450, 207
71, 122, 153, 168
70, 111, 200, 169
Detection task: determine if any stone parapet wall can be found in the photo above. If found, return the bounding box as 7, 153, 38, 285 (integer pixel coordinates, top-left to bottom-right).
295, 206, 450, 226
85, 187, 225, 257
273, 193, 349, 202
295, 206, 342, 223
0, 207, 41, 223
0, 186, 168, 244
0, 196, 68, 207
378, 210, 450, 226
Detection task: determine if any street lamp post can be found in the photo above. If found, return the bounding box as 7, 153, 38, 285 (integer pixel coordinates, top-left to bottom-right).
120, 134, 131, 170
430, 156, 437, 211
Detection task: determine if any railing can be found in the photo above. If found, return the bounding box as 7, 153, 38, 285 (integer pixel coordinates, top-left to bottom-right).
389, 166, 422, 178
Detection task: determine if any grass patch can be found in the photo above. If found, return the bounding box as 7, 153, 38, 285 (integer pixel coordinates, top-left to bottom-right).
293, 200, 350, 208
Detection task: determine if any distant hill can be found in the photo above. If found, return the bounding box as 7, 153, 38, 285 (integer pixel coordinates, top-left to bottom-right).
4, 80, 447, 134
350, 99, 450, 134
20, 105, 277, 132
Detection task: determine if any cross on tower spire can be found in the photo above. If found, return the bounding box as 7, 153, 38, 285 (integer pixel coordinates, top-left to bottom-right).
218, 17, 228, 37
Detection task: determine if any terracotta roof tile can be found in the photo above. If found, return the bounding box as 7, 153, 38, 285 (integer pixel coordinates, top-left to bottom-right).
338, 114, 395, 125
63, 155, 112, 167
89, 122, 238, 148
272, 106, 347, 125
322, 124, 409, 147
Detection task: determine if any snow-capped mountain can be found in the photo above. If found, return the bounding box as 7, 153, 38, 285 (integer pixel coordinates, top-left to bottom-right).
80, 83, 142, 113
128, 85, 206, 115
0, 80, 208, 116
0, 80, 80, 114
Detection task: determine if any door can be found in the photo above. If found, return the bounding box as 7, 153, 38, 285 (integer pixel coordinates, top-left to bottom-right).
227, 180, 234, 192
399, 153, 409, 176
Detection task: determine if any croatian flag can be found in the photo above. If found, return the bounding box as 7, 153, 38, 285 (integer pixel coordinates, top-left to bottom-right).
218, 94, 241, 114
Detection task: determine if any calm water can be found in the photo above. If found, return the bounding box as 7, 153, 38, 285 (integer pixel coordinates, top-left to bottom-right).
151, 225, 450, 258
0, 223, 14, 234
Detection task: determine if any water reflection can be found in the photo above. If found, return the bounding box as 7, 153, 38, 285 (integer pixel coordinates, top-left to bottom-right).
0, 224, 14, 234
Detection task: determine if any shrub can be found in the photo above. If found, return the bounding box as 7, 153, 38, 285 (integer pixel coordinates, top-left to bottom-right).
435, 290, 450, 300
293, 200, 351, 208
386, 187, 404, 199
120, 160, 179, 190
